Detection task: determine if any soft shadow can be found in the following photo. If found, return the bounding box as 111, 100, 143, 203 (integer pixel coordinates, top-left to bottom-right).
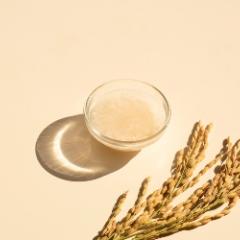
35, 114, 139, 181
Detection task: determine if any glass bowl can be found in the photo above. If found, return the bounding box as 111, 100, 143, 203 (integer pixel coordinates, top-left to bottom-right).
83, 79, 171, 151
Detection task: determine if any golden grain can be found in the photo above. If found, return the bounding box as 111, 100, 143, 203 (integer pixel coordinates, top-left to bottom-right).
94, 123, 240, 240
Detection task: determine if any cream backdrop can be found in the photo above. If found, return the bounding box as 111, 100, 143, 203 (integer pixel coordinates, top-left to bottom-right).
0, 1, 240, 239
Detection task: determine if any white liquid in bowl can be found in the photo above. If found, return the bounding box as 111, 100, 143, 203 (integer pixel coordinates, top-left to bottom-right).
89, 90, 163, 142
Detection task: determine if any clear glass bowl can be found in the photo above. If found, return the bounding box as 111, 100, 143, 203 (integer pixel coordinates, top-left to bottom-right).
83, 79, 171, 151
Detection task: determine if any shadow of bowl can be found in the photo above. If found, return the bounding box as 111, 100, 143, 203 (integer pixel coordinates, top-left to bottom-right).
35, 114, 139, 181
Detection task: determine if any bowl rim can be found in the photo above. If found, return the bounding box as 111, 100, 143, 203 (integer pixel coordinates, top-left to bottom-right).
83, 79, 171, 146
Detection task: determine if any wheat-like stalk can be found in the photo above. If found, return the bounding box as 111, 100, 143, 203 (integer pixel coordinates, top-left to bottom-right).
94, 122, 240, 240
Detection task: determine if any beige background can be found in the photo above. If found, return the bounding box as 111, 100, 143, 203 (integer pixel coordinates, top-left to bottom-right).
1, 0, 240, 239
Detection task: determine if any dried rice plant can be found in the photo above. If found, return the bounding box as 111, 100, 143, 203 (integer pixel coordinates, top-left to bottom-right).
94, 122, 240, 240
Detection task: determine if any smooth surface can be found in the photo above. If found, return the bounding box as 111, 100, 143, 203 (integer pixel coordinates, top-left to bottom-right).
1, 1, 240, 240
